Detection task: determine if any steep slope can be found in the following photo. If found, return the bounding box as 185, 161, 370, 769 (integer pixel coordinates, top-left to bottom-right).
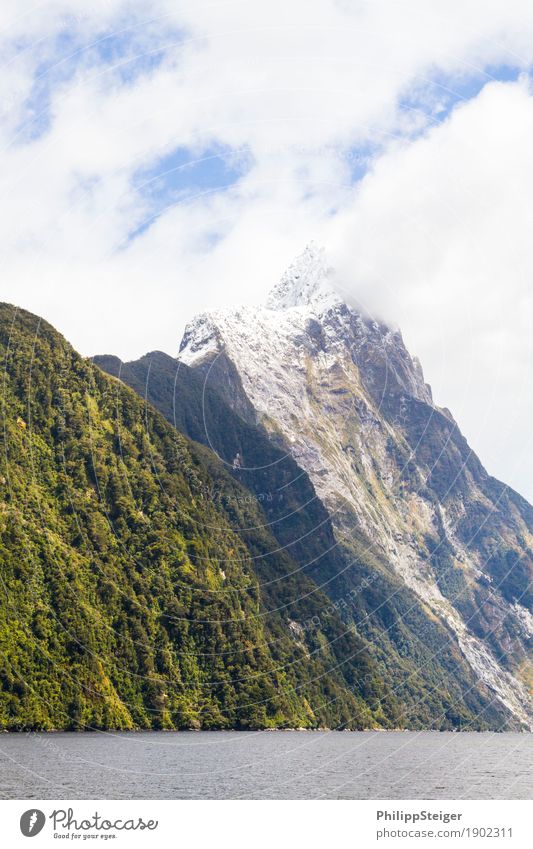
177, 243, 533, 728
0, 303, 400, 731
95, 350, 521, 729
92, 352, 345, 585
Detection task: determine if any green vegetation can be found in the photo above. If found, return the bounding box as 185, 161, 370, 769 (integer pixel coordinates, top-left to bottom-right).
0, 304, 399, 731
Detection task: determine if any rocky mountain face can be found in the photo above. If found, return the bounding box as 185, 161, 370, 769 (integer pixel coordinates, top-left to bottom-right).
0, 303, 402, 731
176, 243, 533, 728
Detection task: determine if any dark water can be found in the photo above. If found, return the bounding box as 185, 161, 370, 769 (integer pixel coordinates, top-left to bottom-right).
0, 731, 531, 799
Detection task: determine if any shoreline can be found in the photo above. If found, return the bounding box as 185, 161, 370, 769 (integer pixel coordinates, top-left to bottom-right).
0, 727, 525, 735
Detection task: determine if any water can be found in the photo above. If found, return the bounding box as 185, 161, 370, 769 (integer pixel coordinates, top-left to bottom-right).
0, 731, 530, 799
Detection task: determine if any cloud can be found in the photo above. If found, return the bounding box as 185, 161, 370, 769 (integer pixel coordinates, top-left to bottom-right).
1, 2, 533, 498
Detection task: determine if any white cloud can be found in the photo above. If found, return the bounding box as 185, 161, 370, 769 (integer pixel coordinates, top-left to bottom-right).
1, 2, 533, 497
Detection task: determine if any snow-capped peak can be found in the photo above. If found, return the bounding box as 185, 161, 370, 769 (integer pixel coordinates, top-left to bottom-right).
265, 242, 340, 311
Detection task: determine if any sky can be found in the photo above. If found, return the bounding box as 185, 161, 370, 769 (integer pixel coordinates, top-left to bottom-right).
1, 0, 533, 501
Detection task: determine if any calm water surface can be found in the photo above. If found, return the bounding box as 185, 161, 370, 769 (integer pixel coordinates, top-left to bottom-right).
0, 731, 530, 799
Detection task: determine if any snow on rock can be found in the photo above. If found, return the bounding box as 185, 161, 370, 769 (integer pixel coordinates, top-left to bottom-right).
265, 242, 341, 312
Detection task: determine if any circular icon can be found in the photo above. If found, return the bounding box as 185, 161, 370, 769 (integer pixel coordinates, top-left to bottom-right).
20, 809, 46, 837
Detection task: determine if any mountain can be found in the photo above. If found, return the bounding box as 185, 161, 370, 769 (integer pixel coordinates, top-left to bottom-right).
172, 243, 533, 729
0, 302, 402, 731
95, 302, 528, 729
